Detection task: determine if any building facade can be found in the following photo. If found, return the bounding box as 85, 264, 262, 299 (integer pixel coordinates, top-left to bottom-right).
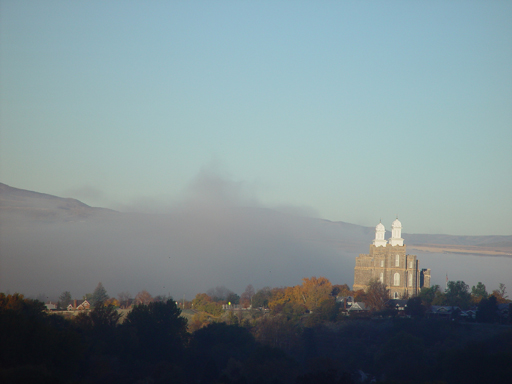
353, 219, 431, 299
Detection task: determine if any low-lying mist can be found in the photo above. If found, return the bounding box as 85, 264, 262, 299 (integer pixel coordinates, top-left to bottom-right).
1, 169, 510, 302
0, 170, 359, 300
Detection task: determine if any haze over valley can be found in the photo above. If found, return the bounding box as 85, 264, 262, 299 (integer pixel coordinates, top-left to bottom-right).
1, 181, 510, 300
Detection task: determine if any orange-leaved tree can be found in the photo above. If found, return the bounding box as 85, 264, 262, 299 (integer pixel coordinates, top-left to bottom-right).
191, 293, 222, 316
299, 276, 333, 311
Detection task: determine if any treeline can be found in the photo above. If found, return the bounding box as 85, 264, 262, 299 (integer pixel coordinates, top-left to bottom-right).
54, 283, 173, 310
3, 277, 511, 383
0, 292, 333, 384
188, 278, 510, 327
1, 290, 512, 384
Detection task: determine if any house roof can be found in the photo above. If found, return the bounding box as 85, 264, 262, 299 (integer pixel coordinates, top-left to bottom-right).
429, 306, 460, 313
387, 299, 408, 307
348, 302, 367, 311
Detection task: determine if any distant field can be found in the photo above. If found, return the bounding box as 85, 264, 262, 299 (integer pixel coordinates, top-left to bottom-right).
408, 244, 512, 257
52, 307, 207, 324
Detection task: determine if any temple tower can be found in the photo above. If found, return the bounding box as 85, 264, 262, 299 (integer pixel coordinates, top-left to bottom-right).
388, 218, 404, 246
373, 221, 387, 247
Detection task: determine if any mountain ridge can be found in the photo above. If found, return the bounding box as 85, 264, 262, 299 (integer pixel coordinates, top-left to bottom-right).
1, 182, 510, 247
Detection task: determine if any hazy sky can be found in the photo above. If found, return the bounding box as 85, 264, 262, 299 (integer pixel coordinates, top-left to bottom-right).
1, 1, 511, 236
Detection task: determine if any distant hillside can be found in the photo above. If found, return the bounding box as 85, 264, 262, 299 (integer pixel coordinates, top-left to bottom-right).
0, 182, 115, 222
0, 182, 510, 299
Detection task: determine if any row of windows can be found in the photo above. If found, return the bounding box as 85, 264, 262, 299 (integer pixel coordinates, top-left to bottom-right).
382, 272, 415, 287
378, 257, 414, 269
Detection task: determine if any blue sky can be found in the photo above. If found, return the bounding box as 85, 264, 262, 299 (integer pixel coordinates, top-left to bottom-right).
1, 1, 511, 235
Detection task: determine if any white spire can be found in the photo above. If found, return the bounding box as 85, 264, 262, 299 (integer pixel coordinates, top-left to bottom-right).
389, 217, 404, 246
373, 220, 387, 247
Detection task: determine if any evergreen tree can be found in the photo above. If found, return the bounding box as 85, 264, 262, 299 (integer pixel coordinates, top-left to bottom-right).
476, 295, 498, 323
471, 282, 488, 303
91, 282, 109, 307
123, 299, 187, 362
58, 291, 72, 308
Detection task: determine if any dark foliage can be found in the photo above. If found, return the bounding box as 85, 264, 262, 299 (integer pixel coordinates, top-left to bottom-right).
445, 281, 472, 309
2, 291, 512, 384
405, 296, 426, 318
122, 299, 188, 362
476, 295, 499, 323
0, 294, 82, 382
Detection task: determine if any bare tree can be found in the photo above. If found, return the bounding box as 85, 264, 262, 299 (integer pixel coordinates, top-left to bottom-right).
118, 291, 132, 308
134, 290, 153, 306
365, 279, 389, 311
207, 286, 233, 301
240, 284, 255, 308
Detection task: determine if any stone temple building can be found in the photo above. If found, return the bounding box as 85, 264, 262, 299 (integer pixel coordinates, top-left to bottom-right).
353, 218, 431, 299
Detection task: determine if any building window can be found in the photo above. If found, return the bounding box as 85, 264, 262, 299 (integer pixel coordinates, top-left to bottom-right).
394, 292, 399, 299
380, 260, 384, 267
409, 273, 413, 287
409, 261, 413, 269
380, 272, 383, 283
395, 254, 399, 267
394, 273, 400, 286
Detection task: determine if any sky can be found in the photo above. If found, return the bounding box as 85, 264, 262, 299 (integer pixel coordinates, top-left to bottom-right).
1, 1, 511, 236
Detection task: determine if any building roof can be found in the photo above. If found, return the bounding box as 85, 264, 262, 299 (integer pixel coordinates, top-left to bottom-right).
347, 302, 367, 311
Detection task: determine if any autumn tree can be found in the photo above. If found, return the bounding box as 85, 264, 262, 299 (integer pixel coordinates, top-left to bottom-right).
91, 282, 109, 307
353, 289, 367, 303
104, 298, 120, 307
267, 287, 290, 313
331, 284, 351, 297
365, 279, 389, 311
188, 312, 211, 332
134, 290, 153, 305
299, 276, 333, 311
491, 283, 509, 304
192, 293, 222, 316
306, 297, 340, 325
